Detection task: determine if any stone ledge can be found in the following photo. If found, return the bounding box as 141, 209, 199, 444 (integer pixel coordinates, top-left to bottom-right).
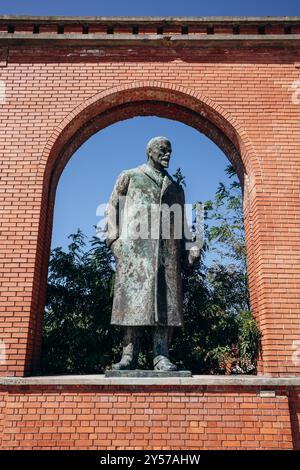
0, 16, 300, 24
1, 33, 300, 48
1, 374, 300, 387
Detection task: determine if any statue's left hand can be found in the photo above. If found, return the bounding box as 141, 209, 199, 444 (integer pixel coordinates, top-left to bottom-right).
188, 245, 201, 268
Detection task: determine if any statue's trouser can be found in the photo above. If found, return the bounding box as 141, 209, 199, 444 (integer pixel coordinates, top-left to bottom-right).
153, 326, 173, 364
117, 325, 173, 366
119, 326, 141, 368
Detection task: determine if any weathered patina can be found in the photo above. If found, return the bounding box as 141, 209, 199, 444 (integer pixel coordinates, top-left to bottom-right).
105, 137, 199, 371
106, 162, 187, 327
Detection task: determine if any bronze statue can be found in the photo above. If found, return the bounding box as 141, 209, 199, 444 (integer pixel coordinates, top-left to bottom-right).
105, 137, 200, 372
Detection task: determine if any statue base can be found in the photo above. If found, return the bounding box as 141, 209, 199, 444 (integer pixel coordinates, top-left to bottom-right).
105, 369, 192, 378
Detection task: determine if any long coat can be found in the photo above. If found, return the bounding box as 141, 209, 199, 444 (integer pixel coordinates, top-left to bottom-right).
105, 163, 189, 327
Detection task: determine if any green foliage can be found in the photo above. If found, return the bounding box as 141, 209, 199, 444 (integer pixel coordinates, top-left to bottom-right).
41, 229, 122, 374
173, 167, 186, 187
236, 309, 261, 371
172, 260, 260, 374
173, 164, 260, 374
204, 165, 246, 269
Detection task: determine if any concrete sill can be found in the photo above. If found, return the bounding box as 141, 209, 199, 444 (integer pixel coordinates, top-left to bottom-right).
1, 374, 300, 387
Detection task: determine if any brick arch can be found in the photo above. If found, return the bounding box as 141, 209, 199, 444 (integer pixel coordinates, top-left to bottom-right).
39, 81, 260, 184
30, 82, 261, 374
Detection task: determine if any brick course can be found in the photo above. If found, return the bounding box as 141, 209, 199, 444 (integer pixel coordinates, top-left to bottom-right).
0, 384, 296, 450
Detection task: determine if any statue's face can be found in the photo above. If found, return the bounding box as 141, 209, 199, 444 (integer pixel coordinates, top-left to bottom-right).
149, 140, 172, 169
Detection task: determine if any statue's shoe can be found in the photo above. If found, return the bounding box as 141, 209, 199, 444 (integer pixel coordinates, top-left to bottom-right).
111, 355, 136, 370
153, 355, 178, 371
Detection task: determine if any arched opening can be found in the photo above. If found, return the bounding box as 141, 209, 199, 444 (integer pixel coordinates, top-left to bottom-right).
28, 83, 261, 374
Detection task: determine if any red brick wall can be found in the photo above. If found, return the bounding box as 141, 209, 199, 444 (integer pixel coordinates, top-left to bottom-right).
0, 384, 296, 450
0, 32, 300, 377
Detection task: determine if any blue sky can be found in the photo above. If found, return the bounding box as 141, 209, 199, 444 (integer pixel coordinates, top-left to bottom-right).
1, 1, 299, 251
0, 0, 299, 17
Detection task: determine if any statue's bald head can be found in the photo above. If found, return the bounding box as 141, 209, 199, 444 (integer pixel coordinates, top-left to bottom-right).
146, 136, 170, 158
146, 137, 172, 170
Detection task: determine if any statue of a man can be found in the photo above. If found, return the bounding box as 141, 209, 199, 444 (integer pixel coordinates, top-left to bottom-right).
105, 136, 200, 371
